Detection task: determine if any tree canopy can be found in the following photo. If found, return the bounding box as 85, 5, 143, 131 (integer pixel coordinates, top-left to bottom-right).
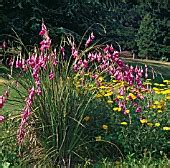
1, 0, 169, 60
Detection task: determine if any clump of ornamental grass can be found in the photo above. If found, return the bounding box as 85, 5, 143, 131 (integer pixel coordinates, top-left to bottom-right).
0, 21, 169, 166
0, 22, 123, 166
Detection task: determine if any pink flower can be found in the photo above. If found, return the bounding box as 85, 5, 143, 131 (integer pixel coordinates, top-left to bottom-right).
0, 96, 5, 108
83, 59, 88, 69
136, 106, 142, 113
119, 87, 125, 96
85, 36, 91, 47
36, 87, 42, 96
0, 115, 5, 123
145, 64, 148, 78
39, 22, 47, 36
72, 50, 78, 59
49, 71, 55, 80
91, 32, 95, 40
110, 44, 114, 52
103, 45, 110, 53
73, 63, 79, 72
2, 41, 7, 49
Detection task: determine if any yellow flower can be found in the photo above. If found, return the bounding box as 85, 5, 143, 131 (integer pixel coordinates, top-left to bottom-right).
84, 73, 89, 76
155, 123, 160, 127
95, 136, 102, 141
159, 84, 166, 87
162, 89, 170, 94
157, 110, 163, 113
104, 92, 113, 97
150, 105, 157, 109
140, 119, 148, 124
153, 87, 159, 91
113, 107, 121, 112
166, 96, 170, 100
95, 94, 103, 98
154, 83, 159, 86
162, 127, 170, 131
117, 107, 121, 112
112, 80, 118, 83
100, 86, 107, 89
129, 93, 137, 100
98, 77, 104, 82
125, 109, 130, 114
153, 100, 160, 105
144, 82, 152, 85
157, 105, 162, 109
121, 122, 128, 126
76, 84, 82, 88
147, 123, 153, 127
155, 90, 161, 94
163, 80, 169, 83
107, 100, 113, 104
117, 95, 124, 99
102, 124, 108, 130
83, 116, 90, 122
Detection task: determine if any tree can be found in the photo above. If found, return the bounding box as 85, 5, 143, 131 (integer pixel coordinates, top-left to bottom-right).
136, 13, 159, 59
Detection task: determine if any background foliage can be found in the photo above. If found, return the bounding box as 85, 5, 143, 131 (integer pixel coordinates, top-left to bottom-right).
1, 0, 169, 60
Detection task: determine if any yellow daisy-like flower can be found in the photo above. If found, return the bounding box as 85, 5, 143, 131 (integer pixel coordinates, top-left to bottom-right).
120, 122, 128, 126
117, 95, 124, 99
84, 73, 89, 76
107, 100, 113, 104
157, 105, 162, 109
153, 100, 160, 105
129, 93, 136, 100
153, 87, 159, 91
95, 136, 102, 141
144, 82, 152, 85
162, 127, 170, 131
98, 77, 104, 82
162, 89, 170, 94
113, 107, 118, 111
155, 123, 160, 127
150, 105, 157, 109
83, 116, 90, 122
100, 86, 107, 89
147, 123, 153, 127
154, 83, 159, 86
155, 91, 161, 94
140, 119, 148, 124
166, 96, 170, 100
112, 79, 118, 83
163, 80, 169, 83
117, 107, 121, 112
104, 92, 113, 97
125, 109, 130, 114
113, 107, 121, 112
157, 110, 163, 113
102, 124, 108, 130
76, 84, 82, 88
95, 94, 103, 98
159, 84, 166, 87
